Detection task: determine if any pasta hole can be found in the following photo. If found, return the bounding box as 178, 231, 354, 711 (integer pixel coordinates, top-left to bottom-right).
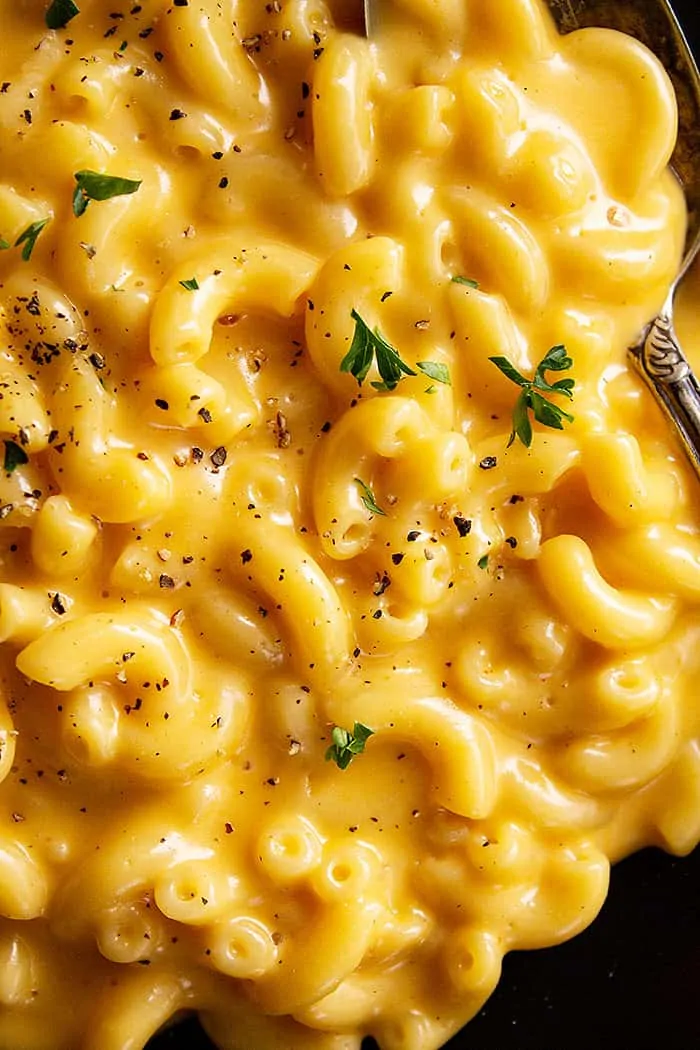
228, 937, 248, 960
329, 862, 352, 884
612, 669, 642, 692
341, 523, 369, 548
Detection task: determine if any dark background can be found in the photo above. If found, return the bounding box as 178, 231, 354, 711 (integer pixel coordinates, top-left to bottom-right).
150, 3, 700, 1048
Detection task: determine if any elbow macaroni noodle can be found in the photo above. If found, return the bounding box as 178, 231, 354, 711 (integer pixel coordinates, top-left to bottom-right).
0, 0, 698, 1047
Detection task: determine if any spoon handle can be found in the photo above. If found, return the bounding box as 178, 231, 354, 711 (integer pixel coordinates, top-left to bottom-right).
628, 293, 700, 477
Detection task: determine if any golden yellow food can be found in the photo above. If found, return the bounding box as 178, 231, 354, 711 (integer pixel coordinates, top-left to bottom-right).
0, 1, 698, 1048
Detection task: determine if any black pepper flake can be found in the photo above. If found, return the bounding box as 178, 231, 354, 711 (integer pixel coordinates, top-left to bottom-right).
372, 609, 383, 619
138, 26, 154, 37
509, 493, 524, 504
159, 574, 175, 589
406, 530, 421, 542
353, 647, 361, 658
241, 549, 253, 564
0, 504, 14, 520
169, 108, 187, 120
224, 821, 234, 833
89, 351, 105, 369
155, 398, 169, 410
218, 176, 229, 189
391, 552, 404, 565
174, 0, 189, 5
51, 593, 67, 615
191, 446, 204, 462
453, 516, 472, 537
154, 51, 164, 61
198, 407, 212, 423
373, 572, 391, 596
505, 536, 518, 548
380, 291, 393, 302
212, 151, 223, 160
320, 421, 332, 433
479, 456, 497, 470
210, 446, 227, 467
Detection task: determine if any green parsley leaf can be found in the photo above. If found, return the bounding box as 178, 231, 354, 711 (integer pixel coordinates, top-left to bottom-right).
0, 237, 9, 250
179, 277, 199, 291
118, 40, 128, 52
15, 219, 50, 261
451, 275, 479, 288
325, 722, 374, 770
424, 385, 437, 394
416, 361, 451, 386
354, 477, 386, 517
340, 309, 416, 391
490, 346, 575, 448
45, 0, 80, 29
477, 553, 489, 570
73, 170, 142, 217
3, 440, 28, 473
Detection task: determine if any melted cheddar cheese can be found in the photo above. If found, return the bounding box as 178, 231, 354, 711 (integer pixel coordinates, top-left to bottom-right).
0, 1, 698, 1048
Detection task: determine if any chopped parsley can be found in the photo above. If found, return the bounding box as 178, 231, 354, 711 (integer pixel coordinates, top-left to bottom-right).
3, 440, 28, 473
477, 553, 489, 570
325, 723, 374, 770
451, 275, 479, 288
73, 170, 142, 217
15, 219, 50, 261
45, 0, 80, 29
489, 345, 575, 448
179, 277, 199, 291
416, 361, 451, 386
340, 310, 452, 392
354, 477, 386, 517
341, 309, 416, 390
0, 237, 9, 250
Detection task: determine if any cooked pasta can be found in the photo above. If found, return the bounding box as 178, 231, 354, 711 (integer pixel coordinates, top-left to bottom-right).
0, 0, 698, 1048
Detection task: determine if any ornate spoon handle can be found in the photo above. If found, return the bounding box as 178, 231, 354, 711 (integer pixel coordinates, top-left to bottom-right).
628, 290, 700, 477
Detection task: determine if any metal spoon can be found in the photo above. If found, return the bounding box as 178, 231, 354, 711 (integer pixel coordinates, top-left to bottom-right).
363, 0, 700, 478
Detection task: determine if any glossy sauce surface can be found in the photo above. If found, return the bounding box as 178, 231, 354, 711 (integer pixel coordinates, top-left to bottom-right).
0, 2, 697, 1049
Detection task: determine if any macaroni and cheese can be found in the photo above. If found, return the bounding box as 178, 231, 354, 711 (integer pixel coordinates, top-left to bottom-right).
0, 1, 698, 1048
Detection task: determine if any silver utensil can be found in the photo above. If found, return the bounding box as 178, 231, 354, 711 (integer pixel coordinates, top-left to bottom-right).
362, 0, 700, 478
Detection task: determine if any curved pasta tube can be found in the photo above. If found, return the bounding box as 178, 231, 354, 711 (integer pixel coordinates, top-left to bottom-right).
257, 814, 324, 884
51, 48, 133, 121
250, 899, 381, 1014
538, 534, 677, 649
310, 840, 383, 904
466, 0, 555, 63
0, 932, 36, 1007
17, 610, 250, 779
448, 284, 530, 404
502, 754, 607, 830
96, 902, 163, 965
304, 236, 403, 393
150, 241, 319, 367
652, 740, 700, 855
16, 609, 190, 694
560, 27, 677, 200
206, 916, 280, 979
508, 845, 609, 951
30, 495, 99, 578
595, 523, 700, 600
161, 0, 268, 127
0, 698, 16, 786
382, 86, 455, 157
0, 584, 59, 647
583, 433, 678, 525
331, 688, 498, 819
140, 361, 257, 445
314, 35, 375, 197
0, 356, 51, 452
574, 654, 663, 734
452, 66, 523, 177
557, 689, 679, 793
0, 840, 48, 920
83, 968, 207, 1050
507, 129, 598, 218
154, 860, 239, 926
228, 513, 352, 674
48, 357, 172, 524
313, 396, 455, 560
444, 926, 502, 997
446, 186, 550, 313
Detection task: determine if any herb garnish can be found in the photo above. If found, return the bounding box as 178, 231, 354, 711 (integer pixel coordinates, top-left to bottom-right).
451, 276, 479, 288
477, 553, 489, 570
73, 170, 142, 217
341, 310, 451, 391
15, 219, 50, 261
354, 477, 386, 517
3, 440, 28, 473
0, 237, 9, 250
179, 277, 199, 291
325, 723, 374, 770
45, 0, 80, 29
416, 361, 451, 386
489, 345, 575, 448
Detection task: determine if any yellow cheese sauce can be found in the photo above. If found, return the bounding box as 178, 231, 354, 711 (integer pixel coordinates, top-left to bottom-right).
0, 1, 698, 1047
